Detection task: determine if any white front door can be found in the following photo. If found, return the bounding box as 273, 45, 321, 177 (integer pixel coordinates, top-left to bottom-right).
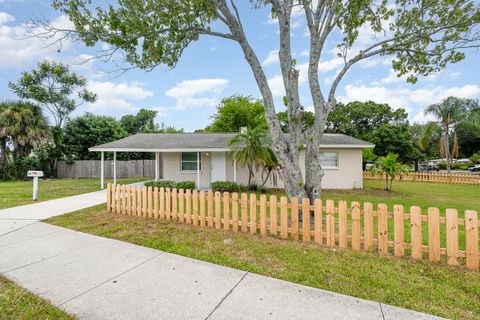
210, 152, 226, 182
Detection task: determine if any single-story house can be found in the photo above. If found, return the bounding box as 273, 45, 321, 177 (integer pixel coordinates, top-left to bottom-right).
89, 133, 374, 190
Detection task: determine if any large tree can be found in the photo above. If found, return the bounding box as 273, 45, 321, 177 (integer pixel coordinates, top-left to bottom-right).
0, 101, 49, 161
425, 96, 471, 171
120, 108, 158, 135
207, 95, 266, 132
43, 0, 480, 200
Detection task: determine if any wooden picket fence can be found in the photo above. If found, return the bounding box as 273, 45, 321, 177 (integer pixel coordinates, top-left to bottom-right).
364, 171, 480, 185
106, 183, 479, 272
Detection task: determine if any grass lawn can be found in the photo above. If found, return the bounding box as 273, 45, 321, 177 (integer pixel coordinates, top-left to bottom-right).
47, 204, 480, 320
0, 177, 150, 210
0, 275, 75, 320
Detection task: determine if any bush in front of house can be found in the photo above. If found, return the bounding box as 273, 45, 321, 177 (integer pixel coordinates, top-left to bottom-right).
144, 180, 195, 190
211, 181, 248, 193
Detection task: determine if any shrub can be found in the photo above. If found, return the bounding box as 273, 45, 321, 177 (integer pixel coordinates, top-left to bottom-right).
144, 180, 180, 189
470, 151, 480, 164
211, 181, 247, 193
175, 181, 196, 190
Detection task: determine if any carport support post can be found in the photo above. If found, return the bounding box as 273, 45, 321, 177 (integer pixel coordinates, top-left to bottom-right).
100, 151, 105, 190
155, 152, 160, 181
233, 158, 237, 182
197, 152, 200, 189
113, 151, 117, 186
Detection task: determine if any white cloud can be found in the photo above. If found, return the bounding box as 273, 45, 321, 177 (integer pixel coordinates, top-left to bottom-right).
267, 75, 285, 97
262, 50, 279, 66
165, 78, 229, 110
0, 14, 74, 69
300, 50, 309, 57
85, 80, 154, 113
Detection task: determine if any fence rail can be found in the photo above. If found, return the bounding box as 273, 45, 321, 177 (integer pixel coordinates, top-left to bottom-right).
57, 160, 156, 179
106, 184, 479, 272
364, 171, 480, 185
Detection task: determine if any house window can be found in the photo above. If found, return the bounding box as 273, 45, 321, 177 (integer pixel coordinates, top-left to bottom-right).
181, 152, 201, 171
320, 152, 338, 168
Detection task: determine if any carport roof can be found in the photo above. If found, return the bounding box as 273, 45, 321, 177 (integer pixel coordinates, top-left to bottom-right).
89, 132, 374, 152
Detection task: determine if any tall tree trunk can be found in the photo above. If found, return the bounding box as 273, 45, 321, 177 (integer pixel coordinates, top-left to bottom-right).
385, 174, 389, 191
445, 122, 451, 173
0, 138, 7, 164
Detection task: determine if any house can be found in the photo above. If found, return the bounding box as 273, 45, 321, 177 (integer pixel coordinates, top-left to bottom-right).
89, 133, 374, 190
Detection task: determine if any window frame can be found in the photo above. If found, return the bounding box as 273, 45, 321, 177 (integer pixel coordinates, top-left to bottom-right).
319, 151, 339, 169
180, 152, 202, 172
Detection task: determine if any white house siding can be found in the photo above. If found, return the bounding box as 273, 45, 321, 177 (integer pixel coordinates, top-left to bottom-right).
159, 149, 363, 190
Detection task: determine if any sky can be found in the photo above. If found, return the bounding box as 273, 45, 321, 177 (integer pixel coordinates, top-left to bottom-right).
0, 0, 479, 132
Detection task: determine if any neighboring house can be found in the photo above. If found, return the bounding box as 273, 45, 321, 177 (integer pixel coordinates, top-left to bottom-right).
89, 133, 374, 190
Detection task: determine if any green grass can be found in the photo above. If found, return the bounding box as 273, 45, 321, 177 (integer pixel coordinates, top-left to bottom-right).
0, 275, 75, 320
0, 177, 150, 210
47, 205, 480, 320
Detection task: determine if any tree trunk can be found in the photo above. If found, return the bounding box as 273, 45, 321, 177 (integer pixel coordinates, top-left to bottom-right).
385, 174, 389, 191
445, 122, 450, 173
0, 138, 7, 164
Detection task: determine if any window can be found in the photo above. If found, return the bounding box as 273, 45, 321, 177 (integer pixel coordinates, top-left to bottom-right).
181, 152, 201, 171
319, 152, 338, 168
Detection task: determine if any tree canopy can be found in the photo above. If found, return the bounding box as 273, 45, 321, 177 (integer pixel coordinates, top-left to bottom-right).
120, 108, 158, 135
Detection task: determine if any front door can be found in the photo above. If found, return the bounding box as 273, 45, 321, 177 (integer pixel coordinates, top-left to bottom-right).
210, 152, 226, 182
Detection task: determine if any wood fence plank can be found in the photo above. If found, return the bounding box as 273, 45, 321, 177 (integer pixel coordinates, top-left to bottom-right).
137, 187, 142, 217
165, 188, 171, 220
377, 203, 388, 255
326, 200, 335, 247
186, 189, 192, 224
178, 189, 184, 223
208, 191, 214, 228
393, 205, 405, 257
302, 198, 310, 243
121, 185, 126, 214
241, 193, 248, 233
223, 192, 230, 231
338, 201, 347, 248
126, 186, 131, 215
153, 187, 159, 219
314, 199, 322, 245
159, 187, 165, 219
291, 197, 299, 240
171, 188, 177, 221
250, 194, 257, 234
270, 195, 277, 236
116, 185, 121, 214
428, 207, 441, 262
131, 187, 137, 216
142, 186, 147, 217
200, 190, 206, 227
280, 197, 288, 239
232, 193, 239, 232
351, 202, 361, 251
107, 183, 112, 212
147, 186, 152, 218
410, 206, 423, 260
260, 194, 267, 237
446, 209, 459, 266
364, 202, 374, 250
215, 192, 221, 229
465, 210, 479, 271
192, 190, 199, 226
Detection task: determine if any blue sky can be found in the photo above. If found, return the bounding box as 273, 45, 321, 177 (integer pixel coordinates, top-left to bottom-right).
1, 0, 480, 132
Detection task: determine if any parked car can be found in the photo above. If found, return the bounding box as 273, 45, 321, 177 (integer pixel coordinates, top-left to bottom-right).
468, 164, 480, 172
419, 164, 440, 172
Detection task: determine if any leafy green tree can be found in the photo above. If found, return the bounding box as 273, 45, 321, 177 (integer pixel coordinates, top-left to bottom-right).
152, 123, 184, 133
0, 102, 8, 164
456, 107, 480, 157
277, 110, 315, 133
207, 96, 266, 132
63, 113, 128, 160
47, 0, 480, 201
228, 127, 273, 187
9, 60, 96, 128
0, 101, 49, 161
425, 97, 470, 171
120, 108, 158, 134
371, 153, 410, 191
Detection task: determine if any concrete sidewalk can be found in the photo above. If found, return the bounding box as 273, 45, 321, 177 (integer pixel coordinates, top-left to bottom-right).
0, 192, 444, 319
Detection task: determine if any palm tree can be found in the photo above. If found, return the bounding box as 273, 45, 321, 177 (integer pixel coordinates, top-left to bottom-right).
0, 101, 8, 164
425, 97, 467, 172
371, 153, 410, 191
0, 101, 49, 161
228, 127, 273, 187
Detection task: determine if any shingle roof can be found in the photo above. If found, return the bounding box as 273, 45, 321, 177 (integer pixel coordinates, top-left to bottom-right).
89, 132, 374, 152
